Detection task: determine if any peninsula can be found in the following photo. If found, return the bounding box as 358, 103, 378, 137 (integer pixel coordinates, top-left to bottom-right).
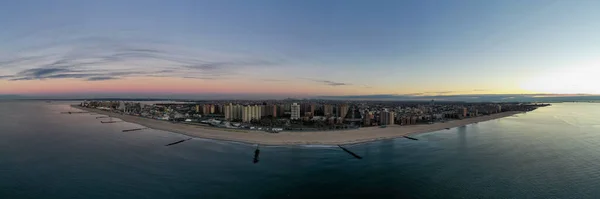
73, 100, 544, 145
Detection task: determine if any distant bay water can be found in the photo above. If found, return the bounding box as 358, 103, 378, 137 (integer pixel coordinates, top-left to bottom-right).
1, 101, 600, 198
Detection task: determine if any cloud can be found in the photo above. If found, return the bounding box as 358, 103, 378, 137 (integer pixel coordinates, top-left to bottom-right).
9, 72, 101, 81
0, 55, 50, 68
182, 60, 275, 78
7, 65, 154, 81
182, 76, 221, 80
86, 76, 119, 81
405, 90, 488, 96
405, 92, 425, 96
432, 91, 456, 94
319, 94, 538, 102
302, 78, 351, 86
0, 36, 279, 81
403, 91, 453, 96
122, 48, 164, 53
44, 73, 97, 79
183, 62, 229, 70
323, 81, 348, 86
260, 78, 286, 82
16, 68, 71, 78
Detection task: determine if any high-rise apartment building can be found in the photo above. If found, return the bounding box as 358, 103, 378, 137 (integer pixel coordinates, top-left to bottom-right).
262, 105, 268, 117
291, 103, 300, 120
212, 104, 219, 114
340, 104, 349, 119
233, 105, 242, 120
297, 103, 316, 117
242, 105, 263, 122
262, 104, 278, 117
380, 110, 395, 125
284, 103, 291, 112
271, 104, 278, 117
202, 104, 213, 115
224, 103, 243, 121
242, 106, 250, 122
380, 111, 388, 125
324, 104, 333, 117
277, 104, 285, 117
224, 104, 230, 119
300, 103, 308, 116
363, 111, 372, 126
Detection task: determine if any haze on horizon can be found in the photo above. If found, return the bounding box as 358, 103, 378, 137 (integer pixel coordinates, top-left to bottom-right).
1, 0, 600, 98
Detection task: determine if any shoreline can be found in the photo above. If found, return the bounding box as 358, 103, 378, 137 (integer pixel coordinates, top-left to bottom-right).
73, 105, 523, 146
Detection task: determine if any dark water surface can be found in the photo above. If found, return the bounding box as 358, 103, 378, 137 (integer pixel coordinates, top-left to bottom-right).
2, 102, 600, 198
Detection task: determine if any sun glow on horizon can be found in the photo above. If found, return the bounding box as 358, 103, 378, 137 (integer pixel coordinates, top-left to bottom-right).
521, 67, 600, 94
0, 77, 372, 96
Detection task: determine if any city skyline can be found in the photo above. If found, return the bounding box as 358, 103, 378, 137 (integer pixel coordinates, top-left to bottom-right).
2, 0, 600, 96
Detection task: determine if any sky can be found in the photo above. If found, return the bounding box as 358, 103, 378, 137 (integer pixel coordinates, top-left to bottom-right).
1, 0, 600, 98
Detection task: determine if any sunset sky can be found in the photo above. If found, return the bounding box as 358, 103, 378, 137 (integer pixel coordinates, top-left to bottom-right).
1, 0, 600, 98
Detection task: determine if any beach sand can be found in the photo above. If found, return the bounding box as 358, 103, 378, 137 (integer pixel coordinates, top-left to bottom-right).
74, 105, 522, 146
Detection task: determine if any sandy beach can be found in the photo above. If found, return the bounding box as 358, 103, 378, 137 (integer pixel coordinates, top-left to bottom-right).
73, 105, 522, 146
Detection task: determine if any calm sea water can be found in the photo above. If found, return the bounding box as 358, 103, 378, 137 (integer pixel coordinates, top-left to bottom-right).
2, 101, 600, 198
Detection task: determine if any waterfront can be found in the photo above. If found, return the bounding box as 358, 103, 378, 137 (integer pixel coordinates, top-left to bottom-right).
75, 105, 522, 145
2, 101, 600, 198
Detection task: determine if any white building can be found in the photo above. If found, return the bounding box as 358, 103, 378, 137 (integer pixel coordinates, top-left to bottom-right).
291, 103, 300, 120
172, 112, 185, 119
118, 101, 126, 111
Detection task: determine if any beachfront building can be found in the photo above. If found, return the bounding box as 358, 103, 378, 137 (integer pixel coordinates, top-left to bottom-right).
298, 103, 316, 117
277, 104, 285, 117
363, 110, 372, 126
224, 103, 243, 121
340, 104, 349, 120
201, 104, 215, 114
118, 101, 126, 111
263, 104, 277, 117
291, 103, 300, 120
224, 104, 232, 120
380, 110, 395, 125
242, 105, 262, 122
387, 111, 395, 125
324, 104, 334, 117
460, 107, 468, 118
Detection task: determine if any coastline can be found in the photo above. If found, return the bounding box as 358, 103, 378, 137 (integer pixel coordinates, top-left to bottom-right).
73, 105, 523, 146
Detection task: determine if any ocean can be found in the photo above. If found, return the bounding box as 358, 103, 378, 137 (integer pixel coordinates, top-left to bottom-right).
1, 101, 600, 198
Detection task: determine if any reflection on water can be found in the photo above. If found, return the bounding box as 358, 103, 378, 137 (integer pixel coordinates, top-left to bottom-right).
458, 125, 467, 151
253, 145, 260, 164
1, 102, 600, 198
